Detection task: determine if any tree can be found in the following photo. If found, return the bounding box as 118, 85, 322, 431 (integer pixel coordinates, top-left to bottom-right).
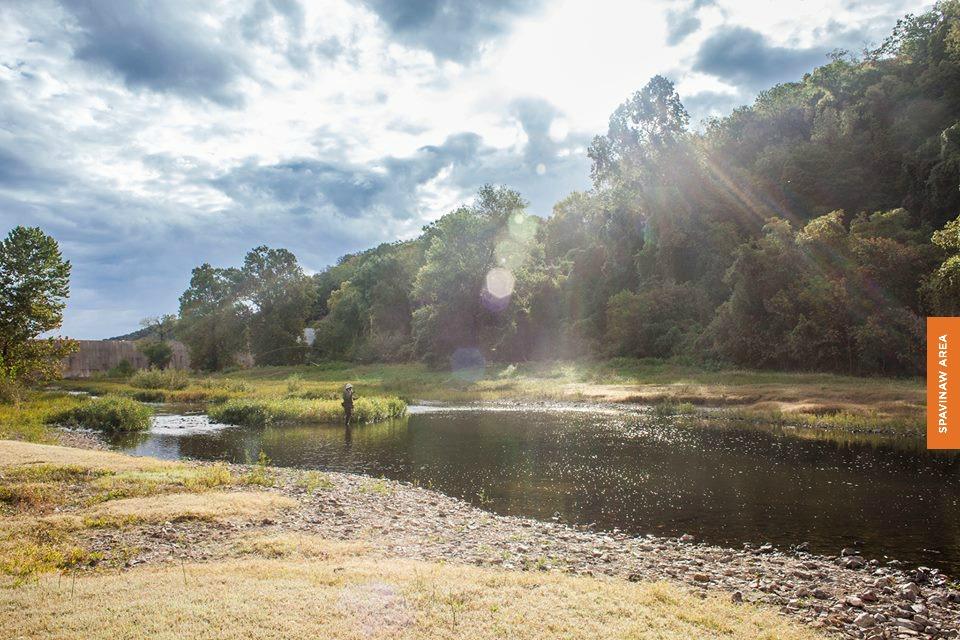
0, 227, 77, 400
240, 246, 315, 366
139, 314, 178, 341
924, 214, 960, 315
411, 186, 536, 365
137, 340, 174, 369
177, 264, 247, 371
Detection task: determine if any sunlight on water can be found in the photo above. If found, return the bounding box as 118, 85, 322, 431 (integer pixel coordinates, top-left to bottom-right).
115, 406, 960, 574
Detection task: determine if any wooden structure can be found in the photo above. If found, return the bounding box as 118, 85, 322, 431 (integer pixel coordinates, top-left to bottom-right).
62, 340, 191, 378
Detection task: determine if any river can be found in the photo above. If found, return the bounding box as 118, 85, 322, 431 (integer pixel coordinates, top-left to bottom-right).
109, 405, 960, 575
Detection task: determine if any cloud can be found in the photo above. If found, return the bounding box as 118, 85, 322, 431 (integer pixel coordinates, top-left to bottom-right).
359, 0, 543, 63
693, 25, 830, 90
210, 132, 483, 221
61, 0, 250, 105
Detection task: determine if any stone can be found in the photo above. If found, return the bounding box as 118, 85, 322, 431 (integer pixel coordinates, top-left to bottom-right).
899, 582, 921, 600
853, 613, 875, 628
845, 596, 863, 608
895, 618, 924, 632
860, 590, 879, 603
731, 591, 743, 604
813, 588, 831, 600
679, 534, 695, 543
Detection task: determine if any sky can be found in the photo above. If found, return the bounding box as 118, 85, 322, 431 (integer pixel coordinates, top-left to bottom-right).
1, 0, 932, 339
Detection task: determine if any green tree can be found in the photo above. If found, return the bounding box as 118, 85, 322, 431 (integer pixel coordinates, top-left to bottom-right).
137, 340, 174, 369
241, 246, 315, 366
0, 227, 77, 400
924, 215, 960, 315
177, 264, 247, 371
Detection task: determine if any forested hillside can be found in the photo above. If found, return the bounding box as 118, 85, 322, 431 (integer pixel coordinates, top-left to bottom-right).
177, 2, 960, 376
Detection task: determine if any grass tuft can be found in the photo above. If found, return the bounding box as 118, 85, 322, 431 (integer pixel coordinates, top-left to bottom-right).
129, 369, 191, 390
209, 396, 406, 427
48, 396, 152, 432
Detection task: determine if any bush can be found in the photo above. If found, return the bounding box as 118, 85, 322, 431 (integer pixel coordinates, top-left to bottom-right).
50, 396, 152, 432
106, 360, 135, 378
131, 390, 167, 403
129, 369, 190, 390
209, 396, 406, 427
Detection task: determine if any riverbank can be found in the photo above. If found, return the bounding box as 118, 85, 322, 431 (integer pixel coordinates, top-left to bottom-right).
3, 440, 956, 639
54, 358, 925, 435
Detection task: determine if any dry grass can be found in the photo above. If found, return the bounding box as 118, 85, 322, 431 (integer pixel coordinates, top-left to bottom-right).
0, 444, 825, 638
81, 491, 296, 526
0, 440, 176, 474
0, 536, 823, 640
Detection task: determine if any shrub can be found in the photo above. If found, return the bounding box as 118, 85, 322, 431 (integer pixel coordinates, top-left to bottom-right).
50, 396, 152, 432
285, 374, 304, 394
129, 369, 190, 390
131, 390, 166, 403
106, 359, 135, 378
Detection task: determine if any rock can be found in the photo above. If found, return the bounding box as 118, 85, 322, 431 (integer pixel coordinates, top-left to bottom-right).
843, 556, 866, 570
853, 613, 876, 629
841, 548, 858, 557
899, 582, 921, 601
758, 543, 774, 554
692, 573, 710, 582
913, 614, 931, 628
896, 618, 924, 632
813, 588, 831, 600
679, 534, 695, 543
845, 596, 863, 608
731, 591, 743, 604
860, 590, 879, 603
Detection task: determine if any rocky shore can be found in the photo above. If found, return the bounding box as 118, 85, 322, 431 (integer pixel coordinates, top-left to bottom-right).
65, 448, 959, 640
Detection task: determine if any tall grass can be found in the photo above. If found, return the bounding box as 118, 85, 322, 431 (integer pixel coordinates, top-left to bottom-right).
0, 393, 86, 442
49, 396, 152, 432
129, 369, 190, 390
209, 396, 406, 427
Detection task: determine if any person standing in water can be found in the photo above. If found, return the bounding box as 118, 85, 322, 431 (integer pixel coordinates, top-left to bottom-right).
342, 383, 354, 425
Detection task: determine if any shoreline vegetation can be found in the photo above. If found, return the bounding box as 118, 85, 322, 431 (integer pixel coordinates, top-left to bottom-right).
2, 439, 957, 639
28, 358, 923, 440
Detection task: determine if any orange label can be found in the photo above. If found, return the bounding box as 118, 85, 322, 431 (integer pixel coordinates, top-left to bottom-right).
928, 317, 960, 449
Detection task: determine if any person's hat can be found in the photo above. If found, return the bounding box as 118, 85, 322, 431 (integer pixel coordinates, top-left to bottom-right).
345, 383, 353, 389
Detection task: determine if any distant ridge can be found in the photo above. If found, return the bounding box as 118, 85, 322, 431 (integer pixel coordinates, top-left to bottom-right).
106, 327, 153, 341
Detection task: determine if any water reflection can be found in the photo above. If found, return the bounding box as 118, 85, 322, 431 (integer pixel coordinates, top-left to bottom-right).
114, 408, 960, 574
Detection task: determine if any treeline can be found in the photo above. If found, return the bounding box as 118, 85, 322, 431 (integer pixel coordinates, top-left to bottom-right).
176, 2, 960, 376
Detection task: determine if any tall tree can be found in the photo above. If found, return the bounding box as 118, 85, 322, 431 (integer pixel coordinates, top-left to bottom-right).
0, 227, 76, 399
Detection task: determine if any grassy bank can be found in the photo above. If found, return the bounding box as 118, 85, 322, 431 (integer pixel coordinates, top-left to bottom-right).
50, 358, 925, 434
0, 440, 821, 639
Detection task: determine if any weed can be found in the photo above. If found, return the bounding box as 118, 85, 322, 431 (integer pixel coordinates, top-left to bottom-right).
243, 452, 275, 487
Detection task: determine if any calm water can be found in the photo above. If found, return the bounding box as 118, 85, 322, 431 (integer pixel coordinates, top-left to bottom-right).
112, 406, 960, 574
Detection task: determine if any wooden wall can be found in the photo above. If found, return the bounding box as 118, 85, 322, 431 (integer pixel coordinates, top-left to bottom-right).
62, 340, 191, 378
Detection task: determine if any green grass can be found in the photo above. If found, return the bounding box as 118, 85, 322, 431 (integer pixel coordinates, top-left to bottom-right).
48, 396, 153, 433
0, 393, 86, 442
209, 396, 407, 427
129, 369, 190, 390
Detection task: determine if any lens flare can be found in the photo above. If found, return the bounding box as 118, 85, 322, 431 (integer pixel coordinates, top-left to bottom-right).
485, 267, 515, 299
507, 211, 537, 244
